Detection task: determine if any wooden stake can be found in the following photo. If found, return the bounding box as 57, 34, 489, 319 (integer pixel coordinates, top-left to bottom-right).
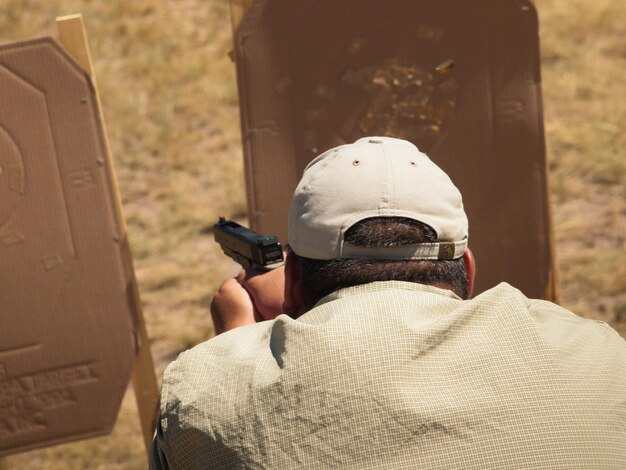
544, 166, 561, 304
56, 14, 159, 454
229, 0, 254, 42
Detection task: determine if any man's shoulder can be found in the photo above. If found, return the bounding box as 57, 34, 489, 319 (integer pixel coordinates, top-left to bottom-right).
476, 282, 626, 358
161, 318, 280, 397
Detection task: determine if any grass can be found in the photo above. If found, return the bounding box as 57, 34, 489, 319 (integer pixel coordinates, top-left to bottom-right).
1, 0, 625, 467
538, 0, 626, 324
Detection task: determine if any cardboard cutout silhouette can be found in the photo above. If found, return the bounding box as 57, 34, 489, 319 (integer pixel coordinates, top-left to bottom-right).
233, 0, 556, 299
0, 38, 137, 456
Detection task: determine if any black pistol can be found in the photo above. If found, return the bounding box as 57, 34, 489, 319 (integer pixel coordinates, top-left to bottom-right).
213, 218, 284, 271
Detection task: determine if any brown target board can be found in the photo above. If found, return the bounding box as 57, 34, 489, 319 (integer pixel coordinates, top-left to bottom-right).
0, 38, 138, 455
233, 0, 557, 300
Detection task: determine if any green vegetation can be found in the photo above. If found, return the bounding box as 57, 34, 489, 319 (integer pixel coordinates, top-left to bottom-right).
1, 0, 624, 467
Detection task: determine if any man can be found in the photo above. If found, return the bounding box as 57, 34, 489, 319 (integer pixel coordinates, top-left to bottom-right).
151, 137, 626, 469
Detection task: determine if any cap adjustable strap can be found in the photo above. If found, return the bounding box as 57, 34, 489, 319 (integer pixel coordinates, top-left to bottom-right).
341, 239, 467, 260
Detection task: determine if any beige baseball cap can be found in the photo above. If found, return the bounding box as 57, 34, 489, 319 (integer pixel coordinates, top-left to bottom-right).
288, 136, 468, 260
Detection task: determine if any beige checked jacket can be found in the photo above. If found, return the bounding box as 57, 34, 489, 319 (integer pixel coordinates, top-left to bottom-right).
151, 281, 626, 469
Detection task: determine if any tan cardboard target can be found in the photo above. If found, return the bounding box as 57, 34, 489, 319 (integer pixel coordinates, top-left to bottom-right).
232, 0, 557, 300
0, 38, 138, 456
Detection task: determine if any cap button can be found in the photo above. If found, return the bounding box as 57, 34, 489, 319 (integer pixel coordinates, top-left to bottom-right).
368, 138, 384, 144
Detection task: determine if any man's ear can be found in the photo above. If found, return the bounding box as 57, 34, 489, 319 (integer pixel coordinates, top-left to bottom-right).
283, 251, 306, 318
463, 248, 476, 299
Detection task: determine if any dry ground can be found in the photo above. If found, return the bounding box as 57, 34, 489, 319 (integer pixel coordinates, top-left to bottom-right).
1, 0, 624, 467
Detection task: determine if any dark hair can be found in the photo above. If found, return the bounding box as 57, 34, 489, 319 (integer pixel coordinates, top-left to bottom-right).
296, 217, 468, 309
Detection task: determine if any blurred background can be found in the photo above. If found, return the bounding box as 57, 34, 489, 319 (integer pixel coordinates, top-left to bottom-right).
1, 0, 624, 467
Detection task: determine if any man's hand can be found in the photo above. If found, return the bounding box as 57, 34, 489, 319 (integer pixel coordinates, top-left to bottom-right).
210, 266, 285, 335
